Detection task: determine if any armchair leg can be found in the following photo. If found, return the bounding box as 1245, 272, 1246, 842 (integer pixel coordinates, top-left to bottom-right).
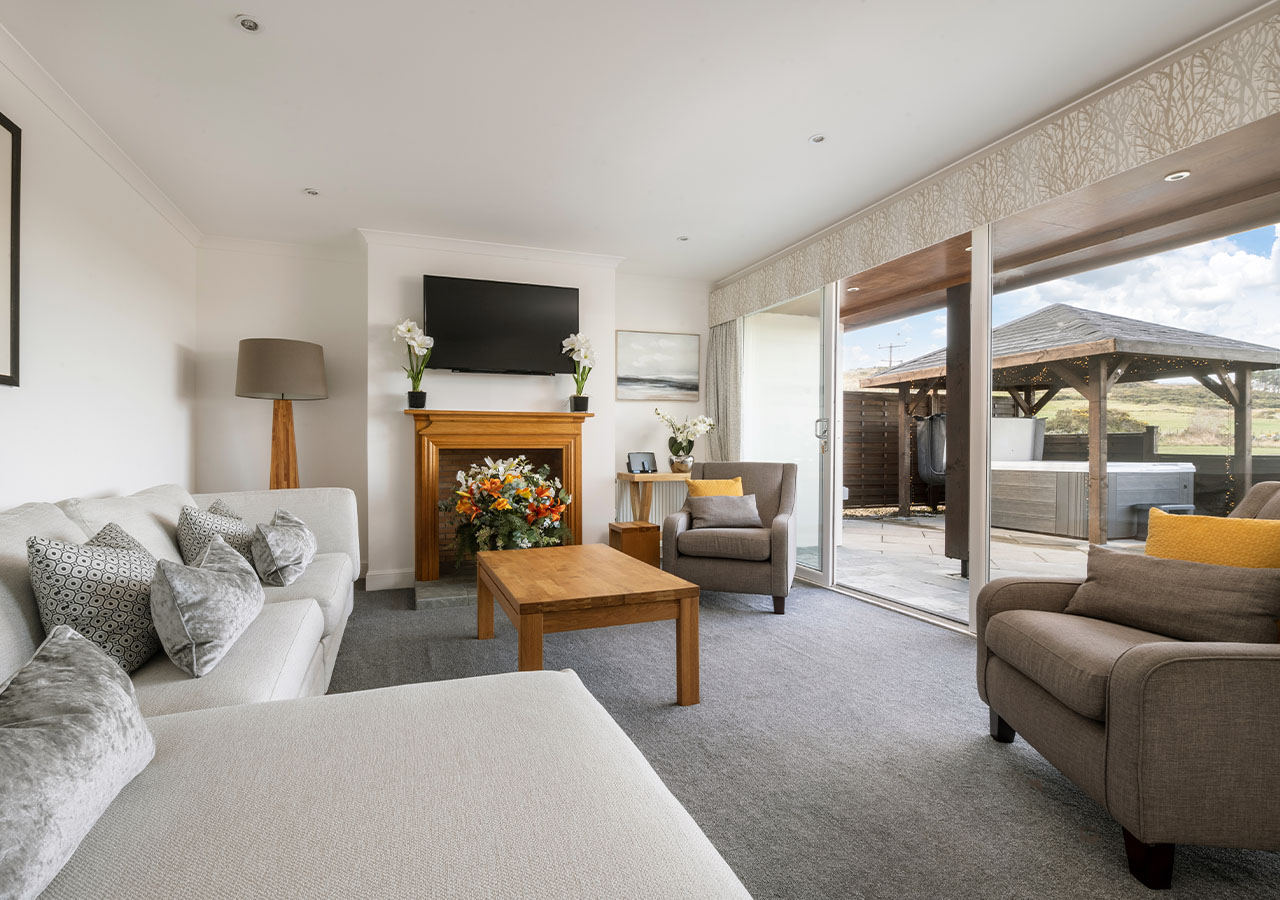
1122, 829, 1174, 889
772, 596, 786, 615
989, 710, 1015, 743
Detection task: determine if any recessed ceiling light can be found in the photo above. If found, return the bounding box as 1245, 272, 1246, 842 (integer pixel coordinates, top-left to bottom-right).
234, 14, 261, 33
676, 235, 689, 242
808, 134, 826, 144
846, 286, 859, 292
1163, 170, 1191, 182
302, 188, 319, 196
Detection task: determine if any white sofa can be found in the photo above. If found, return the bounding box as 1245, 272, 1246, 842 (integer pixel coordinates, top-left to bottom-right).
0, 484, 750, 899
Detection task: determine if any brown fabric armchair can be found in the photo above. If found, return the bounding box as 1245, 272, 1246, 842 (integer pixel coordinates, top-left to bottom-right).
976, 484, 1280, 889
662, 462, 797, 614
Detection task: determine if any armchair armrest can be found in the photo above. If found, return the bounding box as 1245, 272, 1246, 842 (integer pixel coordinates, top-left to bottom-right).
1105, 642, 1280, 848
770, 512, 797, 598
192, 487, 361, 581
976, 576, 1083, 703
662, 510, 691, 571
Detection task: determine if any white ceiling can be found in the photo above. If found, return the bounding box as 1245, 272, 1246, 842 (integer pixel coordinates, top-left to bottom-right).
0, 1, 1265, 279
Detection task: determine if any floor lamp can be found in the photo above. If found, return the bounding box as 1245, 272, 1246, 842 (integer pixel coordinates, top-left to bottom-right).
235, 338, 328, 490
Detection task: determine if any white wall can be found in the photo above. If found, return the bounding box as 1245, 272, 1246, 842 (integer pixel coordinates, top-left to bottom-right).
0, 41, 197, 507
193, 238, 368, 562
614, 274, 711, 470
741, 311, 822, 550
363, 231, 620, 590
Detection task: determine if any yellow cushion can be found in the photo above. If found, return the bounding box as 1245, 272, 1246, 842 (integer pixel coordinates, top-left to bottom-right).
686, 477, 743, 498
1145, 508, 1280, 568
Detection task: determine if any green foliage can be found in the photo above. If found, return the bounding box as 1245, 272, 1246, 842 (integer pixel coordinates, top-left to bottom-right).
1044, 407, 1149, 434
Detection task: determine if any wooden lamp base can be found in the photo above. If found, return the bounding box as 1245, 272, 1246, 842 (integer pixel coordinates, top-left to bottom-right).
270, 399, 300, 490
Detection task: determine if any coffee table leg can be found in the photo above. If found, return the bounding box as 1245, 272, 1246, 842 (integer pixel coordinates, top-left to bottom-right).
477, 571, 494, 640
676, 593, 700, 705
517, 612, 544, 671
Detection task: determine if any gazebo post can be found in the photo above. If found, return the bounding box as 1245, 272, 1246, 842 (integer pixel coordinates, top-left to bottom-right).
898, 385, 911, 515
1088, 357, 1110, 546
1234, 365, 1253, 496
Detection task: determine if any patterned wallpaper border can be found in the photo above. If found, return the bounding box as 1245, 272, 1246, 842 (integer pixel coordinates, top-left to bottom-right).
710, 10, 1280, 325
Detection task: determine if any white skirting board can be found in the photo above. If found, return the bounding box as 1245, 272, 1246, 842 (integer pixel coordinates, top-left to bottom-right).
615, 480, 689, 524
365, 568, 414, 591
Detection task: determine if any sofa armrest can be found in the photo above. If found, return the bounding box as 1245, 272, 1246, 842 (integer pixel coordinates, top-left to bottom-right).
662, 510, 691, 571
770, 512, 797, 598
1104, 641, 1280, 848
192, 487, 360, 581
976, 576, 1082, 703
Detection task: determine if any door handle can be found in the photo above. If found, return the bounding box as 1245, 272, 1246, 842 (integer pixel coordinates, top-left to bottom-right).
814, 417, 829, 441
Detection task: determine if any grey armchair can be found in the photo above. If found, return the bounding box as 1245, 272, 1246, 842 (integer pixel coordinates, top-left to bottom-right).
662, 462, 797, 614
976, 481, 1280, 889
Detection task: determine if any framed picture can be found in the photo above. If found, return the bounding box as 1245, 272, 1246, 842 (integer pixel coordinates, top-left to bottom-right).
0, 110, 18, 387
615, 330, 700, 401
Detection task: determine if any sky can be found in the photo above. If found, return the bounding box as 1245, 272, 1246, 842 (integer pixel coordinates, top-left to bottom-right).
842, 222, 1280, 372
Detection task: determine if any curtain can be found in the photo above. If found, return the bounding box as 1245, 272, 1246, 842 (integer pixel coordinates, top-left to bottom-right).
706, 319, 742, 461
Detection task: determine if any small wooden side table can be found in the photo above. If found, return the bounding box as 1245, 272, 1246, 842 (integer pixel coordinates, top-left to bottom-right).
616, 471, 691, 521
609, 521, 661, 567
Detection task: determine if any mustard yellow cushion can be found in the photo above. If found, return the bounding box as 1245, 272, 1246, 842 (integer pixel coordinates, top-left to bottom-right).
1145, 508, 1280, 568
686, 477, 743, 498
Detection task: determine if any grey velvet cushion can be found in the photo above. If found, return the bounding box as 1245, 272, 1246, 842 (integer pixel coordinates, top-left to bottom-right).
1065, 546, 1280, 643
0, 625, 154, 900
176, 504, 254, 564
688, 494, 763, 530
250, 509, 318, 587
26, 525, 161, 673
151, 535, 265, 677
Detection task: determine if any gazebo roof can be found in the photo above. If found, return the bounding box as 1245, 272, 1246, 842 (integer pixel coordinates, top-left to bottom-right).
860, 303, 1280, 390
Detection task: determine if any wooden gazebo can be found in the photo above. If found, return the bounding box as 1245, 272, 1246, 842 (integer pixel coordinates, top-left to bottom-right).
861, 303, 1280, 544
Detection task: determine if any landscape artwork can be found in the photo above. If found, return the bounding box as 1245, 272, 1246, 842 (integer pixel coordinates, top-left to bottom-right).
616, 330, 699, 401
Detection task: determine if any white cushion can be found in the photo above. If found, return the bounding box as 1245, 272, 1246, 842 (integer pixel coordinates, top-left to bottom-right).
130, 598, 324, 717
0, 503, 88, 683
262, 552, 353, 639
43, 672, 750, 900
57, 484, 194, 563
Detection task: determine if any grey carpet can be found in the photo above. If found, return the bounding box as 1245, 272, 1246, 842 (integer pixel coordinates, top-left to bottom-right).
329, 582, 1280, 899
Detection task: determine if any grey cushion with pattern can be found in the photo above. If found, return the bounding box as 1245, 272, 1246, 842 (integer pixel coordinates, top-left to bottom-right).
251, 509, 317, 587
26, 526, 160, 673
207, 498, 240, 520
176, 505, 254, 565
688, 494, 764, 529
151, 535, 265, 677
0, 625, 154, 900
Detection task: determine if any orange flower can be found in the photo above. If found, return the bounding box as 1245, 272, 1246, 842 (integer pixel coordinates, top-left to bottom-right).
493, 497, 511, 511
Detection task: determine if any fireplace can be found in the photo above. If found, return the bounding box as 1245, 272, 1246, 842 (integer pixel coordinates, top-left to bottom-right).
404, 410, 591, 580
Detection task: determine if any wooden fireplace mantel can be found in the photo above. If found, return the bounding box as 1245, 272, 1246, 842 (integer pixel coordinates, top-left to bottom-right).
404, 409, 592, 581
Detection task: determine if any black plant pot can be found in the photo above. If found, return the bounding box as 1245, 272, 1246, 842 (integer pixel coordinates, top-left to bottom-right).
570, 395, 589, 412
407, 391, 427, 409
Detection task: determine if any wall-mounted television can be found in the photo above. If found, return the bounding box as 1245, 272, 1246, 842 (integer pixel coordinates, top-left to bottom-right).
423, 275, 579, 376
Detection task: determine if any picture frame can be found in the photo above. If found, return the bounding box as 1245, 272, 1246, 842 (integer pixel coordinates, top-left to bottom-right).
615, 330, 700, 401
0, 110, 19, 387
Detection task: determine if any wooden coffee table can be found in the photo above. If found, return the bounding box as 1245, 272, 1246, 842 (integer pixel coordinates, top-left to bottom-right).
476, 543, 700, 705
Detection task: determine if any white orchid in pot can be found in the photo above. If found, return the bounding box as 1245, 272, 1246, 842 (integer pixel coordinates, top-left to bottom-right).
656, 409, 715, 473
395, 319, 434, 409
561, 333, 596, 412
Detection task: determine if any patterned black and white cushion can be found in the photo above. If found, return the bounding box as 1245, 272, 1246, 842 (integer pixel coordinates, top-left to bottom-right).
25, 525, 160, 673
176, 505, 254, 565
250, 509, 317, 587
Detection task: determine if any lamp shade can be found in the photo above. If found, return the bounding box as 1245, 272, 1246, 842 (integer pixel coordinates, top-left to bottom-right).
235, 338, 328, 400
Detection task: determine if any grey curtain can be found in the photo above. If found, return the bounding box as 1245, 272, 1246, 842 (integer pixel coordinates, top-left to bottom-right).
706, 320, 741, 461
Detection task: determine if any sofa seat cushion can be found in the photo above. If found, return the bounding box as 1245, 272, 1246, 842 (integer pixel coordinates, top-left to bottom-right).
56, 485, 193, 564
985, 610, 1178, 721
261, 552, 352, 639
41, 671, 750, 900
130, 599, 324, 717
677, 527, 771, 562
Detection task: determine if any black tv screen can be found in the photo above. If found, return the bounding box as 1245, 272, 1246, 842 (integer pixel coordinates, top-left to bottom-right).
423, 275, 579, 376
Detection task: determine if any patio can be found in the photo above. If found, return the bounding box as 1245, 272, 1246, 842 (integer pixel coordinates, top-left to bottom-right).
820, 515, 1143, 623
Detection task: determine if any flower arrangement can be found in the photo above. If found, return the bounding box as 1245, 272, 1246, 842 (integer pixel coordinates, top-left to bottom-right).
394, 319, 434, 390
440, 455, 572, 559
561, 333, 596, 396
656, 409, 715, 456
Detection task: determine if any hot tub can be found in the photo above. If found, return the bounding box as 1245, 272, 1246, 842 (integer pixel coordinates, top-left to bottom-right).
990, 460, 1196, 540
